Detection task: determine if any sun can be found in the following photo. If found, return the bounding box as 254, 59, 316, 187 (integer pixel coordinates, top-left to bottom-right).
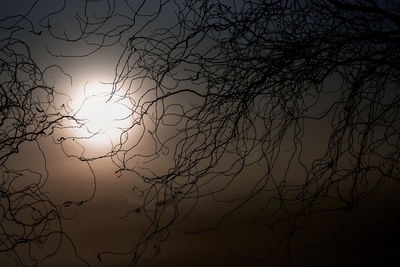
71, 82, 132, 145
79, 95, 124, 135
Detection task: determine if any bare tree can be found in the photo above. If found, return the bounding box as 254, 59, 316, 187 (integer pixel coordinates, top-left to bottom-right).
96, 0, 400, 265
1, 0, 399, 266
0, 3, 92, 266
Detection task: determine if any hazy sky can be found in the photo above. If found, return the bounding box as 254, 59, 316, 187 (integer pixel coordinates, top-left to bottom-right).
1, 1, 400, 266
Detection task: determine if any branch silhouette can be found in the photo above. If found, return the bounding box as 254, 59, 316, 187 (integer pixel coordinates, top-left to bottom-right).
0, 2, 93, 266
97, 0, 400, 265
1, 0, 399, 266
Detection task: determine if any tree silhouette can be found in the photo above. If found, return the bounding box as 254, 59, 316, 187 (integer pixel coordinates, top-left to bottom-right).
0, 3, 91, 266
1, 0, 400, 266
98, 0, 400, 265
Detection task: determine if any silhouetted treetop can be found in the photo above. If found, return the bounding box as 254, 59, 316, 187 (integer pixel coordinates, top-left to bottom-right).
1, 0, 399, 266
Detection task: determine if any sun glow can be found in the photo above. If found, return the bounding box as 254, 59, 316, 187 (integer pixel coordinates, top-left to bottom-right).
72, 82, 132, 145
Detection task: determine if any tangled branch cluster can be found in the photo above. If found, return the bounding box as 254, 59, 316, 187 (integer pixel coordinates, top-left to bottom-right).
1, 0, 400, 266
0, 4, 87, 266
101, 0, 400, 264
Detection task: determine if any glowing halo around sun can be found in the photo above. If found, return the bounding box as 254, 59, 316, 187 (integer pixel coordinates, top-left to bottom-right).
71, 81, 132, 146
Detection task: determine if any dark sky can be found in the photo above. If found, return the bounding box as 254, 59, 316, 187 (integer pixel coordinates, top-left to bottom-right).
1, 1, 400, 266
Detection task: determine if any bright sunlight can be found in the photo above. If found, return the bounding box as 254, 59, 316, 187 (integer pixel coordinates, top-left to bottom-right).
72, 82, 132, 145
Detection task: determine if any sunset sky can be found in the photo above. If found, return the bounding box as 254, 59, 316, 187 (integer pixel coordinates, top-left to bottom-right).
1, 1, 400, 266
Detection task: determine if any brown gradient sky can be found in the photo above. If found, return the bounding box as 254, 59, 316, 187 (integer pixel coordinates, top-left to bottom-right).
1, 1, 400, 266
